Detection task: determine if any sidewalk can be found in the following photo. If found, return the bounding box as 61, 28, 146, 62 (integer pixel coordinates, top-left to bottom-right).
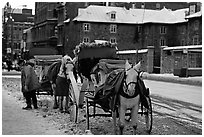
142, 72, 202, 86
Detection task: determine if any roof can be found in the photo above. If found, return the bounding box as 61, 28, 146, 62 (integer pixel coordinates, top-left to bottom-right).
185, 11, 202, 19
74, 5, 136, 24
163, 45, 202, 50
117, 49, 148, 54
73, 5, 189, 24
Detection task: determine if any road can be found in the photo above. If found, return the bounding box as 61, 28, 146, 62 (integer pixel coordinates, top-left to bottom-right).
2, 79, 65, 135
144, 79, 202, 106
1, 72, 202, 135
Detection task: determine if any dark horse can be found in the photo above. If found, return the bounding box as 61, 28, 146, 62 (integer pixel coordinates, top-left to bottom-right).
47, 57, 78, 112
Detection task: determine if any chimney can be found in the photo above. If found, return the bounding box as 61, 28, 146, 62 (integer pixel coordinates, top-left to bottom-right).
132, 3, 136, 9
124, 3, 130, 10
141, 3, 145, 9
189, 4, 196, 15
106, 2, 109, 6
156, 3, 160, 10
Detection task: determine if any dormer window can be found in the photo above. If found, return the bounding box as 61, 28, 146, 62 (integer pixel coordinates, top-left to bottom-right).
111, 12, 116, 20
108, 11, 116, 20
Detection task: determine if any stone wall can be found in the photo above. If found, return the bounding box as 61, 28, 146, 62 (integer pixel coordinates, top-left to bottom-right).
160, 46, 202, 74
117, 46, 154, 73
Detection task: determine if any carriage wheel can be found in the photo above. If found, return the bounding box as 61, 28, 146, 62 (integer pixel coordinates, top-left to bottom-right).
144, 95, 153, 134
85, 97, 90, 130
69, 84, 78, 123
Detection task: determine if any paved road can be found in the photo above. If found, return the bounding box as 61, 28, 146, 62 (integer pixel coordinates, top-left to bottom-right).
2, 87, 65, 135
144, 79, 202, 106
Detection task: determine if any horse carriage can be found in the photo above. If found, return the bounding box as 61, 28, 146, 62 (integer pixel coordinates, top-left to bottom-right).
34, 55, 62, 96
68, 40, 153, 135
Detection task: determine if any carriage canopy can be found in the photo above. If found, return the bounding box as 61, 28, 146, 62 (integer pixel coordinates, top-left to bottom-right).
75, 40, 118, 80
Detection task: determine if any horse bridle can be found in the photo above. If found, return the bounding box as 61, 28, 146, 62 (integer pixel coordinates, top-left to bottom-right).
123, 67, 139, 93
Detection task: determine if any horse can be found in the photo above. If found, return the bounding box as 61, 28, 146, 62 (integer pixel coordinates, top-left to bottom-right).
47, 55, 78, 113
90, 60, 142, 134
118, 60, 141, 135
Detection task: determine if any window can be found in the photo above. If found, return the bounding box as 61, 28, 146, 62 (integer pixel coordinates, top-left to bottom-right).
160, 38, 166, 46
160, 26, 166, 34
181, 39, 185, 46
110, 37, 117, 44
137, 26, 142, 33
110, 12, 116, 20
83, 37, 90, 43
83, 23, 91, 32
110, 24, 117, 33
193, 35, 199, 45
181, 25, 186, 34
145, 27, 149, 34
194, 20, 199, 30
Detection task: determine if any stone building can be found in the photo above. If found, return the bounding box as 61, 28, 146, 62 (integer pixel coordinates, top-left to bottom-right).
66, 4, 197, 73
2, 2, 34, 59
31, 2, 58, 56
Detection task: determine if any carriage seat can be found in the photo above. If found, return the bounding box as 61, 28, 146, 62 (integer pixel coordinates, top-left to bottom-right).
91, 59, 126, 75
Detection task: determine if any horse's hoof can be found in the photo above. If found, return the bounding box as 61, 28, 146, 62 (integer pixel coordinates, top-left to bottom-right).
64, 110, 70, 114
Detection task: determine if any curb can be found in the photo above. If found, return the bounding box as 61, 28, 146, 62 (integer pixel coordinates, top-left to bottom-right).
142, 73, 202, 87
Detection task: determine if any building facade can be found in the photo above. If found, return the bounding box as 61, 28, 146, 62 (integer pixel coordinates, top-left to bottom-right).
2, 2, 34, 60
31, 2, 58, 56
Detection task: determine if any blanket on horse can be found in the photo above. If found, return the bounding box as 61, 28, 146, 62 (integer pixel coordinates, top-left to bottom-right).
94, 69, 125, 112
94, 69, 149, 112
47, 61, 61, 84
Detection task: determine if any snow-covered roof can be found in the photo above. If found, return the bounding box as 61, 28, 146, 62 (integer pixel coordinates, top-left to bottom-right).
163, 45, 202, 50
73, 5, 189, 24
117, 49, 148, 54
130, 7, 188, 24
73, 5, 136, 24
185, 11, 202, 19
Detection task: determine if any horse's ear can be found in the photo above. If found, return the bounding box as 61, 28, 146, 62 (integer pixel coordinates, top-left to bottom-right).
133, 61, 141, 71
125, 60, 131, 71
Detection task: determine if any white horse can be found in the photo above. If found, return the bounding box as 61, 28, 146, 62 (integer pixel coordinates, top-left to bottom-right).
90, 60, 141, 134
118, 60, 141, 135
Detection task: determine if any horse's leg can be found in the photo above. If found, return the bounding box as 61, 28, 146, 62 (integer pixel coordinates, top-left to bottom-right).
53, 95, 59, 109
59, 96, 64, 112
119, 105, 126, 135
131, 97, 140, 135
65, 95, 69, 113
51, 83, 58, 109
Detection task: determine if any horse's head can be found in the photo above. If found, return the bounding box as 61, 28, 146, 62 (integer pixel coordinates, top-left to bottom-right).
123, 60, 141, 96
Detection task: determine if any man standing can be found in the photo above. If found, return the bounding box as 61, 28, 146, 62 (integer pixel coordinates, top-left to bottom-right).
18, 57, 40, 110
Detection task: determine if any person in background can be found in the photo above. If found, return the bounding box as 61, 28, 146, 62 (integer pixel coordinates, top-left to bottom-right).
55, 54, 73, 113
6, 58, 12, 72
18, 57, 40, 110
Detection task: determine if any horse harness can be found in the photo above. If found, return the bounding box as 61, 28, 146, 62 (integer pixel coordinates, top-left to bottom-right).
120, 67, 141, 99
